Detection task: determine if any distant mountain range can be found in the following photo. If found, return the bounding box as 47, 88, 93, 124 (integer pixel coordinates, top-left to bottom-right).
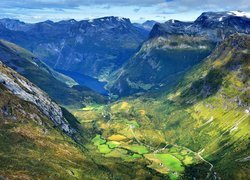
150, 11, 250, 41
0, 16, 149, 80
0, 11, 249, 98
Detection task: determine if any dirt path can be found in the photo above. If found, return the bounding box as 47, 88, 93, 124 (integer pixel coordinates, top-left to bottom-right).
129, 125, 142, 145
129, 124, 219, 179
172, 144, 219, 179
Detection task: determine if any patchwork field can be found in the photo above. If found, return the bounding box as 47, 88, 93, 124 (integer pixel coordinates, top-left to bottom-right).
72, 102, 207, 179
73, 81, 249, 179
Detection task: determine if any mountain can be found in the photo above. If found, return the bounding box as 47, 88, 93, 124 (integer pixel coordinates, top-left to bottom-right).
108, 35, 215, 96
79, 33, 250, 179
0, 18, 33, 31
150, 11, 250, 41
150, 20, 193, 37
0, 16, 147, 80
0, 61, 103, 179
0, 61, 80, 134
0, 39, 106, 107
133, 20, 157, 31
0, 39, 77, 86
108, 11, 250, 96
158, 33, 250, 179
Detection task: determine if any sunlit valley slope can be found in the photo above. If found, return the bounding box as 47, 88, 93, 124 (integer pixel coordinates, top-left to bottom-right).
73, 33, 250, 179
0, 11, 249, 179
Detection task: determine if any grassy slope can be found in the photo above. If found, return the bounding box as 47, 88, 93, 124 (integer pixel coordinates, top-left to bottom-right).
0, 39, 107, 107
74, 34, 250, 179
0, 64, 90, 179
160, 33, 250, 179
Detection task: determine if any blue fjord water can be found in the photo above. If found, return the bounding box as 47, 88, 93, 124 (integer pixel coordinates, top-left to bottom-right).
56, 69, 108, 95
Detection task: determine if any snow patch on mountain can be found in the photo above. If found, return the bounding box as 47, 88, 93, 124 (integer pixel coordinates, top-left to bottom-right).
228, 11, 250, 18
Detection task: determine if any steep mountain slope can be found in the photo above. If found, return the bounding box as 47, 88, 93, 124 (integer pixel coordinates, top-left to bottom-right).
0, 61, 78, 135
0, 64, 85, 178
108, 35, 214, 96
162, 33, 250, 179
108, 11, 250, 96
0, 39, 106, 106
0, 17, 147, 79
0, 62, 115, 179
0, 39, 77, 86
75, 34, 250, 179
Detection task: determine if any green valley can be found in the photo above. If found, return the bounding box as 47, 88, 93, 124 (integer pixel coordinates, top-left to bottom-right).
71, 34, 250, 179
0, 10, 249, 180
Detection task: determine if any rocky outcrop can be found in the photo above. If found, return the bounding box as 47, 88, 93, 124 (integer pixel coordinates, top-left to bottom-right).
0, 61, 75, 136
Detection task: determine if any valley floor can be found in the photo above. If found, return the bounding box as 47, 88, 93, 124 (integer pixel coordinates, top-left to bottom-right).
71, 94, 249, 179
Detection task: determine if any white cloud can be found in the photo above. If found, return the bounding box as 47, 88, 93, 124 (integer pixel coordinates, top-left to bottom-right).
0, 0, 164, 9
159, 0, 250, 12
0, 0, 249, 23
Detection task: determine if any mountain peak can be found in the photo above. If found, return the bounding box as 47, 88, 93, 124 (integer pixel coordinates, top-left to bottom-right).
41, 20, 54, 24
150, 11, 250, 40
142, 20, 157, 26
58, 19, 77, 24
0, 18, 31, 31
0, 18, 25, 23
133, 20, 157, 32
195, 10, 250, 23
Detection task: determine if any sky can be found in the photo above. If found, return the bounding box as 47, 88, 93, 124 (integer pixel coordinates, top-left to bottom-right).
0, 0, 249, 23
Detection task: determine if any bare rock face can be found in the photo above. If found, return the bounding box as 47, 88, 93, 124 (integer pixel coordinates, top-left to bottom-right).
0, 61, 75, 135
